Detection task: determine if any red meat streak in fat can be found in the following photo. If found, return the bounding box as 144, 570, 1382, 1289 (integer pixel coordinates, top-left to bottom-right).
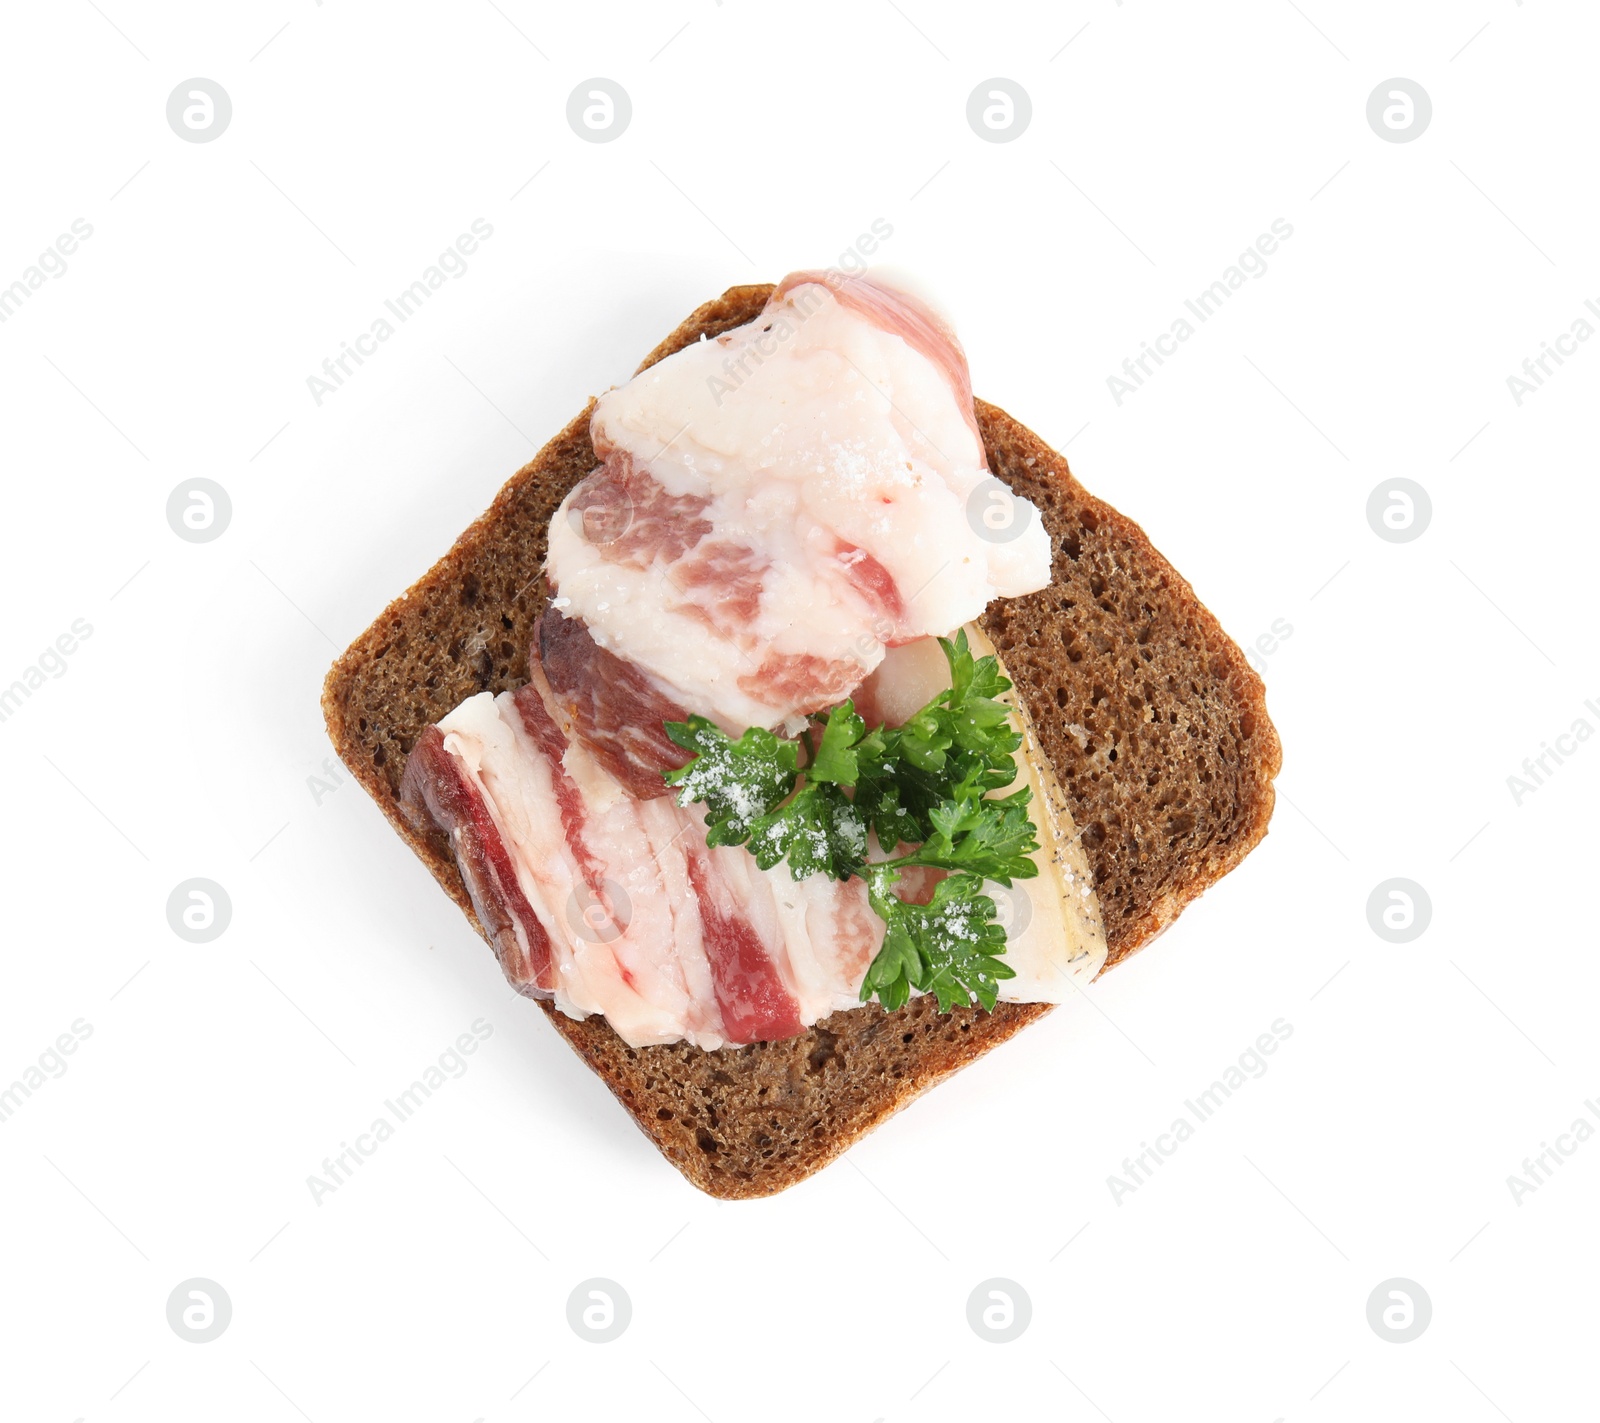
537, 607, 690, 800
683, 850, 805, 1043
506, 683, 636, 986
400, 726, 556, 995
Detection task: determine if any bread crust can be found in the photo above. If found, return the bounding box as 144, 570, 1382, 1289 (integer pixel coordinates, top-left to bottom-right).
322, 284, 1281, 1198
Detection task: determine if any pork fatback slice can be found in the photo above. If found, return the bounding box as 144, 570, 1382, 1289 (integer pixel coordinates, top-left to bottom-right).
544, 272, 1053, 737
401, 665, 814, 1049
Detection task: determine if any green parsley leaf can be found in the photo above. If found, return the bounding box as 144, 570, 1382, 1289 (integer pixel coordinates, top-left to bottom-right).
663, 717, 796, 846
858, 910, 922, 1012
664, 629, 1041, 1017
886, 631, 1022, 810
849, 754, 925, 853
906, 786, 1041, 884
746, 781, 866, 881
804, 700, 867, 784
862, 868, 1017, 1013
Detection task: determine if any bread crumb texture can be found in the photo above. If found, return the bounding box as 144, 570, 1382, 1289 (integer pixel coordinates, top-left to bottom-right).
323, 284, 1281, 1198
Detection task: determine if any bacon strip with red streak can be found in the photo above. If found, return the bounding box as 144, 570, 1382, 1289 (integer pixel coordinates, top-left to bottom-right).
505, 682, 615, 924
400, 649, 830, 1048
683, 848, 805, 1044
565, 448, 712, 570
537, 606, 692, 800
400, 725, 556, 997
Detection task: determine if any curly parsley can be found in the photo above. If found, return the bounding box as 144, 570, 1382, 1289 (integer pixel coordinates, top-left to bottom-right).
663, 630, 1038, 1013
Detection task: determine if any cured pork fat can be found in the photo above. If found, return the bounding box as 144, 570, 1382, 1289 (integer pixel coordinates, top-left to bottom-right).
402, 273, 1104, 1049
402, 636, 1106, 1050
544, 274, 1052, 745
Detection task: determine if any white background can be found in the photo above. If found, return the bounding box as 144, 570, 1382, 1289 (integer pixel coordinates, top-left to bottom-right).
2, 1, 1595, 1419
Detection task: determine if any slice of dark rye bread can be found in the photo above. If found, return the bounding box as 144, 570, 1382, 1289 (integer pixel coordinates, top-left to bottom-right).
322, 282, 1282, 1200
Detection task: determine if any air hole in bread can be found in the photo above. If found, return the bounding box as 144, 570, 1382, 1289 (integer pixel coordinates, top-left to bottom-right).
806, 1029, 840, 1075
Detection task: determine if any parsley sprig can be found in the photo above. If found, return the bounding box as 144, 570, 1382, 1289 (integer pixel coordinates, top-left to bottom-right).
663, 630, 1038, 1013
